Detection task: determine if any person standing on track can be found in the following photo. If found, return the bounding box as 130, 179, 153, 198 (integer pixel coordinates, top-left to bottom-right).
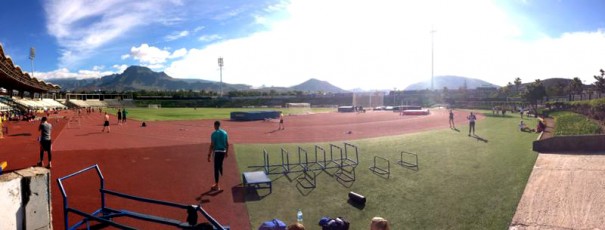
278, 112, 285, 130
467, 112, 477, 136
449, 109, 455, 129
38, 117, 53, 168
102, 112, 110, 133
208, 120, 229, 191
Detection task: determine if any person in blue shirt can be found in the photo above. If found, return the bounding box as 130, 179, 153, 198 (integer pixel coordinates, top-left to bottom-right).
208, 120, 229, 191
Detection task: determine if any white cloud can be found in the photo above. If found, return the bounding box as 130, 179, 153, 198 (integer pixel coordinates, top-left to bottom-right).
44, 0, 182, 67
121, 54, 130, 60
165, 30, 190, 41
124, 44, 187, 65
113, 64, 129, 73
199, 34, 222, 42
193, 26, 205, 32
36, 67, 117, 80
165, 0, 605, 90
169, 48, 188, 59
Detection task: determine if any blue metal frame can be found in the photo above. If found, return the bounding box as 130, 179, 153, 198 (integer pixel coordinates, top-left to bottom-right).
57, 164, 230, 230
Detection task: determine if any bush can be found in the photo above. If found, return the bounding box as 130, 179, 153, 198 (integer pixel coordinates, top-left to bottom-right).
550, 111, 602, 136
550, 98, 605, 123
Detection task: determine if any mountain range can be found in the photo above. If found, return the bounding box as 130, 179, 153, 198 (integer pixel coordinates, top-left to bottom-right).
46, 66, 517, 93
404, 75, 499, 90
46, 66, 350, 93
47, 66, 251, 92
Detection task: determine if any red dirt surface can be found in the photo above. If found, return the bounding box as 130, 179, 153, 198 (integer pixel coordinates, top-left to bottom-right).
0, 108, 479, 229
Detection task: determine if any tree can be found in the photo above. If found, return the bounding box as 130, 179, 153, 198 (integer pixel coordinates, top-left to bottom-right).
593, 69, 605, 96
514, 77, 522, 93
522, 79, 546, 115
569, 77, 584, 100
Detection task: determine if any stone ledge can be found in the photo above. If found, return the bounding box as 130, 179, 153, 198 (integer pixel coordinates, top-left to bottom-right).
533, 134, 605, 153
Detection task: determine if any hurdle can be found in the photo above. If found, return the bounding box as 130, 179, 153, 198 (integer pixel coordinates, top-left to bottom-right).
58, 164, 230, 230
280, 147, 308, 173
261, 149, 289, 175
327, 144, 344, 169
296, 167, 317, 189
397, 151, 419, 170
67, 116, 80, 129
343, 143, 360, 167
309, 145, 327, 170
335, 165, 356, 182
369, 156, 390, 178
0, 161, 7, 175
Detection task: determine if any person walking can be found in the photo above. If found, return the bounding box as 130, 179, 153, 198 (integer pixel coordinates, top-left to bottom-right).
117, 109, 122, 125
467, 112, 477, 136
208, 120, 229, 191
101, 112, 110, 133
38, 117, 53, 168
122, 108, 127, 124
448, 110, 455, 129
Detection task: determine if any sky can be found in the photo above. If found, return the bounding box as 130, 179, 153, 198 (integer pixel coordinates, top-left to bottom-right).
1, 0, 605, 90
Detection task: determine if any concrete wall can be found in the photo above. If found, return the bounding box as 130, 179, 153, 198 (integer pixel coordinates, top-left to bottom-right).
533, 134, 605, 153
0, 167, 51, 230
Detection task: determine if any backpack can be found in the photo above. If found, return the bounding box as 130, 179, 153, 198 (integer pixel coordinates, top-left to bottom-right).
258, 219, 287, 230
320, 217, 350, 230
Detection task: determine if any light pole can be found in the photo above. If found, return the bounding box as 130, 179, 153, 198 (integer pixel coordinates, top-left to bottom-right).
430, 29, 436, 91
29, 47, 35, 78
29, 47, 36, 98
218, 57, 224, 97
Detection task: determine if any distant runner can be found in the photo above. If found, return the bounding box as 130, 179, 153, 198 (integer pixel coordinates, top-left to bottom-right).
467, 112, 477, 136
449, 110, 455, 129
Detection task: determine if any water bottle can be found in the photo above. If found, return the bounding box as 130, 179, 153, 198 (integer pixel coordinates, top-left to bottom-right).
297, 209, 303, 223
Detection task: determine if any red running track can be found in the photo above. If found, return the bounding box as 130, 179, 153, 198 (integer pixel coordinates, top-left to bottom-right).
0, 108, 480, 229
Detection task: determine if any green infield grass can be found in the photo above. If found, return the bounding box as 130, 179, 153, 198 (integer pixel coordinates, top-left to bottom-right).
105, 107, 334, 121
235, 112, 539, 229
550, 111, 602, 136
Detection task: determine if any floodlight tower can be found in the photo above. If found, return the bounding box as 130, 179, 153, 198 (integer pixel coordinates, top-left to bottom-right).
218, 57, 224, 97
29, 47, 35, 78
430, 29, 435, 91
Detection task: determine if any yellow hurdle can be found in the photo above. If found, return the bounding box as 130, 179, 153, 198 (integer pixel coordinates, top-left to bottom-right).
0, 161, 6, 172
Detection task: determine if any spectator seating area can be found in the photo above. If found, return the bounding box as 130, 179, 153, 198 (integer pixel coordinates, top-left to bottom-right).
13, 98, 67, 110
0, 102, 9, 111
67, 99, 129, 108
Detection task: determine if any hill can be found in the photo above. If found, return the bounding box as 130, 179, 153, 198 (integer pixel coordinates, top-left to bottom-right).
405, 75, 499, 90
46, 66, 251, 92
291, 78, 348, 93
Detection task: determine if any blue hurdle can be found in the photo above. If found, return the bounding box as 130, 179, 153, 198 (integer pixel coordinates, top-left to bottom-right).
57, 165, 229, 230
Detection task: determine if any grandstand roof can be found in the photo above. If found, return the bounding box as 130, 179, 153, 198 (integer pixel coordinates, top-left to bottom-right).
0, 43, 60, 93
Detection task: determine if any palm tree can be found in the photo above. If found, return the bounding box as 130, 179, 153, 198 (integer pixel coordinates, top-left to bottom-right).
569, 77, 584, 100
594, 69, 605, 98
514, 77, 522, 94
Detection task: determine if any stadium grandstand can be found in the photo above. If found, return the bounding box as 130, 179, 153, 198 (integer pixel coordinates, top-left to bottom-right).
0, 43, 61, 98
1, 43, 64, 115
60, 93, 133, 108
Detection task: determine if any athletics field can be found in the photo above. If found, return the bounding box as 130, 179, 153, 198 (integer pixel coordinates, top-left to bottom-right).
0, 107, 540, 229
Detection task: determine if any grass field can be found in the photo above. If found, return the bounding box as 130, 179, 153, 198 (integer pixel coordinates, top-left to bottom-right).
235, 112, 539, 229
105, 107, 335, 121
550, 111, 602, 136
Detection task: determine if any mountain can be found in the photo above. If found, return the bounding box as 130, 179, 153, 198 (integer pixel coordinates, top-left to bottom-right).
405, 75, 499, 91
291, 78, 348, 93
46, 66, 251, 92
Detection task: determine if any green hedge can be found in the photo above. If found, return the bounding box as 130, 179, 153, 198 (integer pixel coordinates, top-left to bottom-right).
549, 111, 602, 136
546, 98, 605, 122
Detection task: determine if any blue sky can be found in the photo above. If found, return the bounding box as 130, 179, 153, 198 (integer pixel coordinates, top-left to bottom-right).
1, 0, 605, 90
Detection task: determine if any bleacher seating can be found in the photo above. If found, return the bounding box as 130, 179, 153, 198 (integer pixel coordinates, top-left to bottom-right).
0, 102, 9, 111
67, 99, 131, 108
13, 98, 67, 110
